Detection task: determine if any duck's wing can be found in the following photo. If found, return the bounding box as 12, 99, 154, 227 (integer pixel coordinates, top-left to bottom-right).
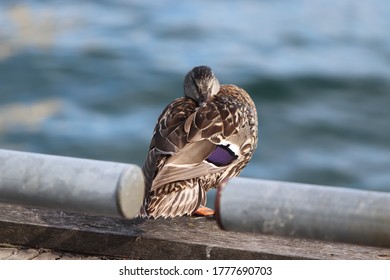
149, 93, 245, 192
142, 97, 196, 191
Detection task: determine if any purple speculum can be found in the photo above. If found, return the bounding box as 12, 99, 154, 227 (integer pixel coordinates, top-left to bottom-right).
206, 144, 238, 167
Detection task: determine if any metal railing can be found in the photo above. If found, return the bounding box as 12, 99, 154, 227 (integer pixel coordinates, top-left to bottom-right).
1, 148, 389, 248
0, 149, 144, 219
216, 177, 390, 247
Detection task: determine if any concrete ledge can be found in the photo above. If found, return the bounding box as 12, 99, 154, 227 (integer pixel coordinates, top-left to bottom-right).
1, 203, 390, 260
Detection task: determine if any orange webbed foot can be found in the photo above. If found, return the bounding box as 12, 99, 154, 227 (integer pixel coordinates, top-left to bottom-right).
193, 206, 215, 217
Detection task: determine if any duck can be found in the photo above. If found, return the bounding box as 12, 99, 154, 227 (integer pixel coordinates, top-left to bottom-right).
140, 65, 258, 218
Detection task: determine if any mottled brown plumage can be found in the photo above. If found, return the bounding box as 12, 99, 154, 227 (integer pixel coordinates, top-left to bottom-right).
140, 66, 258, 218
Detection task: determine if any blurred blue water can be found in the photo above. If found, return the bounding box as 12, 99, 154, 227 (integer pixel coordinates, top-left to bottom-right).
0, 1, 389, 194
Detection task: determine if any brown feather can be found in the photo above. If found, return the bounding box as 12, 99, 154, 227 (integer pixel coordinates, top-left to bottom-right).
140, 76, 258, 218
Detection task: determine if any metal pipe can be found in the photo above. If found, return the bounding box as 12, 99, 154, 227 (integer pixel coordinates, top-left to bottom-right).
216, 177, 390, 247
0, 149, 144, 219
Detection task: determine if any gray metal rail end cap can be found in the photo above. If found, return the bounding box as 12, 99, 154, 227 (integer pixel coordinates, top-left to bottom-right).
116, 164, 145, 219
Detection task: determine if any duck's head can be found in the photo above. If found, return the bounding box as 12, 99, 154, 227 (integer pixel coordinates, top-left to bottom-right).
184, 65, 220, 104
